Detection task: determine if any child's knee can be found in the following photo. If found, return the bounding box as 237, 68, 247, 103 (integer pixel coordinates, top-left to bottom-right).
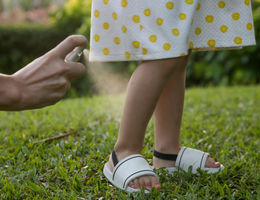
150, 57, 185, 76
138, 56, 189, 81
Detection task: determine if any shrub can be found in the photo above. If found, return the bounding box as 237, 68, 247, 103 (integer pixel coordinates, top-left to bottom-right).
51, 0, 91, 37
0, 24, 70, 74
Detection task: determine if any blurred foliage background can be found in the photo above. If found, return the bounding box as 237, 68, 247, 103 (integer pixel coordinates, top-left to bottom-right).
0, 0, 259, 96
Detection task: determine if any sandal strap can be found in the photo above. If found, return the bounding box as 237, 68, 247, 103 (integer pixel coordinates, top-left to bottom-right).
176, 147, 209, 173
112, 154, 156, 190
153, 150, 178, 161
112, 150, 119, 166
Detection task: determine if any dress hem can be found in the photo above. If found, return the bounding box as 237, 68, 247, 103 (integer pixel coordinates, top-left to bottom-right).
89, 43, 256, 62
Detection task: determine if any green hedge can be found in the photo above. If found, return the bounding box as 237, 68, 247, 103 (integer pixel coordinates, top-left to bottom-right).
0, 24, 70, 74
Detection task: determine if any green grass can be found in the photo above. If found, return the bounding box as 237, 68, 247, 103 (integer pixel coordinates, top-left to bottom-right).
0, 86, 259, 199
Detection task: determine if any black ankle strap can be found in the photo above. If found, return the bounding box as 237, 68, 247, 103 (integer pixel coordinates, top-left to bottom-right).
112, 150, 119, 166
154, 150, 178, 161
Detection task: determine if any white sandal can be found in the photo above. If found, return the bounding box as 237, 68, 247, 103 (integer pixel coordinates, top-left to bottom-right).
154, 147, 224, 174
103, 151, 158, 193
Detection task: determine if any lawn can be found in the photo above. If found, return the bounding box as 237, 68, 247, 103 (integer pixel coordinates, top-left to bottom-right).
0, 86, 259, 199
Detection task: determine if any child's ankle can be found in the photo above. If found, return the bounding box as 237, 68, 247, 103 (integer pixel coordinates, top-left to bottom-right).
113, 146, 141, 160
154, 146, 181, 155
153, 157, 176, 168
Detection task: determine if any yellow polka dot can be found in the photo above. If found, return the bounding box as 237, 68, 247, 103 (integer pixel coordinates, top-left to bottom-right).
103, 48, 109, 55
166, 1, 174, 10
163, 43, 171, 51
189, 42, 194, 48
142, 48, 148, 55
132, 15, 140, 23
179, 13, 187, 20
195, 27, 202, 35
122, 25, 127, 33
220, 25, 228, 33
94, 34, 100, 42
244, 0, 250, 6
208, 40, 216, 47
144, 9, 151, 16
172, 28, 180, 36
247, 23, 253, 30
234, 37, 242, 45
121, 0, 128, 7
125, 51, 131, 59
149, 35, 157, 43
180, 53, 186, 56
218, 1, 226, 8
103, 0, 109, 5
140, 25, 143, 30
205, 15, 214, 23
157, 18, 164, 26
232, 13, 240, 20
112, 12, 118, 20
185, 0, 193, 5
103, 22, 110, 30
196, 3, 200, 10
94, 10, 100, 18
114, 37, 120, 45
132, 41, 140, 48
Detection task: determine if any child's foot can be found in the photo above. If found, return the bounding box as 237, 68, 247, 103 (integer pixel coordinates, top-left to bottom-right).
152, 147, 221, 169
107, 150, 161, 190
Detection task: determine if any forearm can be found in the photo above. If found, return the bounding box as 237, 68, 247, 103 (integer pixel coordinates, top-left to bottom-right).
0, 74, 21, 111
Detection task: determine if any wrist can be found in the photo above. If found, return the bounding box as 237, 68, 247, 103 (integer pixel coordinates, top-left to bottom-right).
0, 74, 22, 111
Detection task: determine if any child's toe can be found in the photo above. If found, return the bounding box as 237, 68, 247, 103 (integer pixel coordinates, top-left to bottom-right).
206, 157, 221, 168
143, 176, 153, 189
151, 176, 161, 189
128, 181, 135, 188
138, 176, 147, 189
134, 179, 140, 188
133, 175, 160, 190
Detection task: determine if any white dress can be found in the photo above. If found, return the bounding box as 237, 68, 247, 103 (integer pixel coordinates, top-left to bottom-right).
89, 0, 256, 62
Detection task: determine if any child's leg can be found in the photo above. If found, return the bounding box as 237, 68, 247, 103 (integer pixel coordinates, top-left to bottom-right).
107, 57, 188, 190
153, 52, 221, 169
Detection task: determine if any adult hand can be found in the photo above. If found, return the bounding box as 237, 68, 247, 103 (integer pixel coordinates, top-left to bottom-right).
6, 35, 88, 111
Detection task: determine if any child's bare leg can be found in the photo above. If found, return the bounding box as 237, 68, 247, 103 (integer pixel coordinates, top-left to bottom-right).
107, 57, 188, 190
153, 53, 221, 168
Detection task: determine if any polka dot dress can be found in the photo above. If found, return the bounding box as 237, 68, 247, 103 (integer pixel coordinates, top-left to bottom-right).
89, 0, 256, 62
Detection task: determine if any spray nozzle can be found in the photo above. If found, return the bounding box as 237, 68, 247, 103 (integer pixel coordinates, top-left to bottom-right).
66, 47, 87, 62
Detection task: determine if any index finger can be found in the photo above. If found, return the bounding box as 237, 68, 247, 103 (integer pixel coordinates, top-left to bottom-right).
50, 35, 88, 58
